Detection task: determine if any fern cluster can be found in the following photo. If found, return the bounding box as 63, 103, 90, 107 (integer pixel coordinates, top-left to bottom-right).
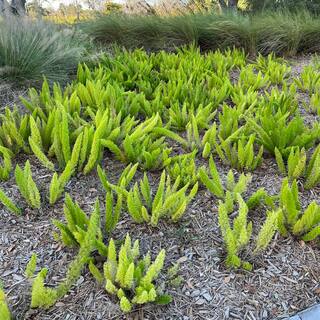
275, 145, 320, 189
126, 171, 198, 226
215, 134, 263, 171
52, 195, 107, 256
278, 178, 320, 241
302, 92, 320, 115
15, 161, 41, 209
103, 114, 171, 171
255, 54, 291, 85
294, 65, 320, 94
248, 110, 319, 157
199, 156, 251, 201
238, 65, 270, 91
165, 151, 198, 187
218, 194, 280, 270
0, 147, 13, 181
104, 234, 170, 312
31, 199, 101, 308
98, 163, 138, 233
0, 107, 29, 154
0, 188, 21, 215
0, 289, 11, 320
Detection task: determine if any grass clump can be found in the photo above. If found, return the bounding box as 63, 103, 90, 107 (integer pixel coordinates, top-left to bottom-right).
0, 17, 87, 86
82, 10, 320, 56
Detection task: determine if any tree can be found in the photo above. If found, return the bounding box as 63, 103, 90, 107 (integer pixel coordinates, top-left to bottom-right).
103, 1, 122, 13
85, 0, 106, 11
188, 0, 240, 11
123, 0, 156, 15
0, 0, 26, 15
26, 0, 49, 18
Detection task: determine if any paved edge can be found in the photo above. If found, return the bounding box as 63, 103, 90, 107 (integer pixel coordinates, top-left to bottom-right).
287, 304, 320, 320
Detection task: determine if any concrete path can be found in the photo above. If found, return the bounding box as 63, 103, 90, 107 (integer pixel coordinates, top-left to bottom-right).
288, 304, 320, 320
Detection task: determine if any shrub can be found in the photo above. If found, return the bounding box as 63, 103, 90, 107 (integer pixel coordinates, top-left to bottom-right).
0, 187, 21, 215
15, 160, 41, 209
0, 17, 87, 85
104, 234, 171, 313
82, 9, 320, 56
218, 193, 280, 270
125, 171, 198, 226
52, 195, 107, 256
275, 145, 320, 189
247, 111, 319, 157
198, 156, 251, 200
0, 289, 11, 320
278, 178, 320, 241
31, 199, 101, 309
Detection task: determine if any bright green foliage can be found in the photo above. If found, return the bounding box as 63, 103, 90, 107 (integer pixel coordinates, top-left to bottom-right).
48, 107, 72, 168
49, 160, 76, 205
0, 188, 21, 215
218, 105, 242, 141
126, 171, 198, 226
305, 145, 320, 189
98, 163, 138, 194
31, 199, 101, 308
246, 188, 276, 210
105, 191, 123, 234
238, 65, 270, 91
198, 156, 251, 200
88, 259, 104, 284
0, 146, 13, 181
154, 119, 216, 156
218, 194, 253, 270
103, 234, 169, 313
255, 54, 291, 85
98, 163, 138, 233
262, 85, 298, 116
168, 102, 216, 132
215, 134, 263, 171
103, 115, 171, 171
15, 161, 41, 209
30, 268, 57, 309
49, 133, 84, 204
52, 194, 89, 247
185, 114, 211, 151
165, 151, 198, 187
275, 147, 306, 181
0, 289, 11, 320
52, 195, 107, 255
302, 92, 320, 115
278, 178, 320, 241
231, 86, 259, 113
275, 145, 320, 189
294, 66, 320, 94
25, 253, 38, 279
83, 108, 130, 174
254, 210, 281, 253
28, 116, 55, 171
0, 107, 29, 154
248, 111, 319, 157
218, 194, 279, 270
278, 178, 300, 236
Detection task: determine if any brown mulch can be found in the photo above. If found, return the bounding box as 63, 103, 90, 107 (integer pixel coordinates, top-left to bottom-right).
0, 57, 320, 320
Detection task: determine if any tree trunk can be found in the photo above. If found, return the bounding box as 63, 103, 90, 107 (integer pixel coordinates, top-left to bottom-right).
11, 0, 26, 15
0, 0, 11, 15
0, 0, 26, 16
228, 0, 238, 9
217, 0, 227, 9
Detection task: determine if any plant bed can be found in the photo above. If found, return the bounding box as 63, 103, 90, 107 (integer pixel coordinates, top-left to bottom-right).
0, 48, 319, 320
